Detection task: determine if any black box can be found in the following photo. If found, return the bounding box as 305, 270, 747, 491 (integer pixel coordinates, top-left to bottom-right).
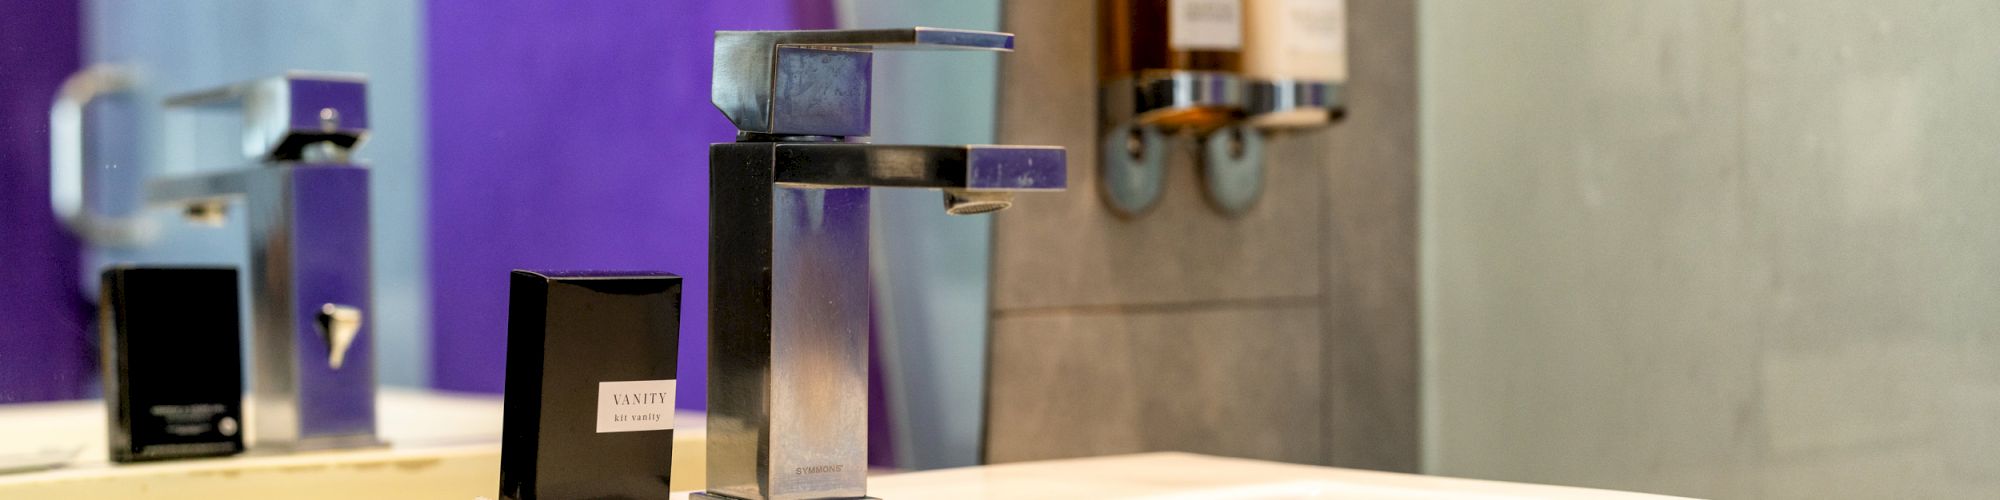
99, 266, 245, 462
501, 271, 682, 500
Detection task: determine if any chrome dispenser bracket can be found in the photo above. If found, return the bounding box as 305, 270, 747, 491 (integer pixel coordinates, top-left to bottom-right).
1100, 72, 1349, 218
1099, 70, 1247, 129
1244, 78, 1345, 127
1098, 71, 1246, 217
1196, 78, 1343, 216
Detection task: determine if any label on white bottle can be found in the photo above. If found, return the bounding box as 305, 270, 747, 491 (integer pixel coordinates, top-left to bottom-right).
1287, 0, 1346, 52
1171, 0, 1244, 51
597, 379, 676, 433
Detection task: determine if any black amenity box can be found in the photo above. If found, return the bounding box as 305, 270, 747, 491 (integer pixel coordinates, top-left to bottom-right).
99, 266, 245, 462
500, 270, 683, 500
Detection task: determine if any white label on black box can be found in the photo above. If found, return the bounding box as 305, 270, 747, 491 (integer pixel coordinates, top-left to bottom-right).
597, 379, 676, 433
1171, 0, 1243, 51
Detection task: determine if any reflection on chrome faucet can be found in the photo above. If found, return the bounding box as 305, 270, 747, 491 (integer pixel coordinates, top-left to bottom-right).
697, 28, 1066, 500
142, 73, 382, 453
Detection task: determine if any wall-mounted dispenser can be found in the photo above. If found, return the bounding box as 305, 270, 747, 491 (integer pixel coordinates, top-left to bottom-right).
1099, 0, 1244, 217
1099, 0, 1346, 217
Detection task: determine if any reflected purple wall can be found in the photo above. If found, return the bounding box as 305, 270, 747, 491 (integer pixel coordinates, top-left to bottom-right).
0, 0, 91, 403
424, 1, 834, 409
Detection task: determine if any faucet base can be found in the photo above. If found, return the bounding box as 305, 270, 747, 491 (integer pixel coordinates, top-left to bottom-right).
709, 143, 874, 500
244, 435, 387, 455
148, 164, 383, 455
692, 492, 879, 500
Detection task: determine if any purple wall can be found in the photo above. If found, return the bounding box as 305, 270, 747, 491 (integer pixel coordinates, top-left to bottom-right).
425, 1, 834, 409
0, 0, 92, 403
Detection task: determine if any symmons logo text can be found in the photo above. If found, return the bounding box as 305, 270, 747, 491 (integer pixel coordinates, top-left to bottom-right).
794, 464, 844, 475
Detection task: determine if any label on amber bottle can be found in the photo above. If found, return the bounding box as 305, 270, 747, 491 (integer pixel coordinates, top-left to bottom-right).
596, 379, 677, 433
1171, 0, 1244, 51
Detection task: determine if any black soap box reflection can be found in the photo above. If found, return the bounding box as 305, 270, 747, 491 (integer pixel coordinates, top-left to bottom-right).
99, 266, 245, 462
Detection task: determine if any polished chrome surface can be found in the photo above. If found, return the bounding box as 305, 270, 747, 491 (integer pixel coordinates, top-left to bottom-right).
709, 143, 873, 500
146, 164, 380, 452
712, 27, 1013, 136
713, 141, 1054, 499
942, 189, 1013, 215
1244, 78, 1345, 127
705, 27, 1062, 500
1099, 70, 1247, 128
1098, 71, 1243, 218
163, 72, 370, 162
1198, 79, 1336, 218
764, 183, 870, 498
140, 73, 380, 452
770, 143, 1065, 192
1100, 72, 1343, 219
49, 64, 153, 247
1100, 73, 1343, 130
770, 47, 874, 138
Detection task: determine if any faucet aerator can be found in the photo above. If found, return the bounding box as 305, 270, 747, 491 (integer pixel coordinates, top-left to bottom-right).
944, 190, 1013, 215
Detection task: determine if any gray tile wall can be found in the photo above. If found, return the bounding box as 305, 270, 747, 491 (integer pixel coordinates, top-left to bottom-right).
1423, 1, 2000, 497
985, 0, 1419, 472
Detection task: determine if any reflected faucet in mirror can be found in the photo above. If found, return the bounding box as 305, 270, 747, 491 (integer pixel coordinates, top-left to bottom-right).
139, 73, 382, 453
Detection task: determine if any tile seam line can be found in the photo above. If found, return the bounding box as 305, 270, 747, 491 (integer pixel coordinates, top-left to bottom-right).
991, 295, 1324, 318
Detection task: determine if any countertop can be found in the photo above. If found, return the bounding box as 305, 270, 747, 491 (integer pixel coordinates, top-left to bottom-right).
1, 391, 1690, 499
821, 452, 1695, 499
0, 388, 704, 498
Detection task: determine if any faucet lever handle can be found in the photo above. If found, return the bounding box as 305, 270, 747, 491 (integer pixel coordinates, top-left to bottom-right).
713, 27, 1014, 137
165, 72, 370, 162
315, 303, 364, 370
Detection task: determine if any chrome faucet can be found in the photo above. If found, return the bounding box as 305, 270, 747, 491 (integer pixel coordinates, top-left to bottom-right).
698, 28, 1065, 500
143, 73, 380, 452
